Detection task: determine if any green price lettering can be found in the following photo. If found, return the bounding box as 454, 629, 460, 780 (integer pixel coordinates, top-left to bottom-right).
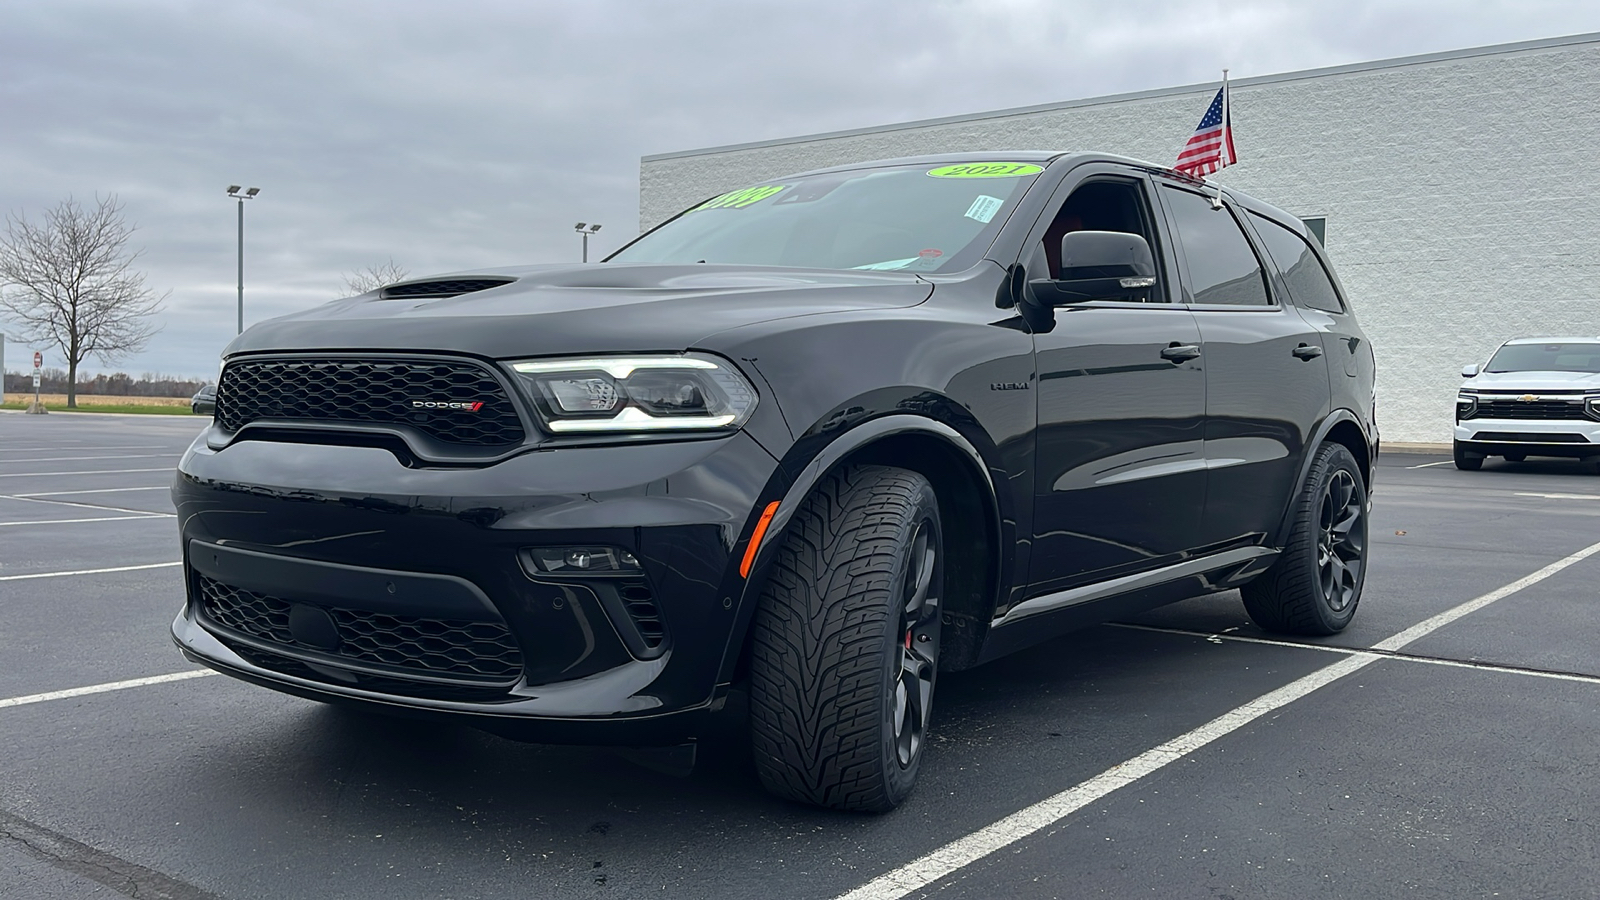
691, 184, 788, 211
926, 163, 1044, 178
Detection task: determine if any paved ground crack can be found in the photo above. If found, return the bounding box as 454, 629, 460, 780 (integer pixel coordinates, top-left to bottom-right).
0, 810, 222, 900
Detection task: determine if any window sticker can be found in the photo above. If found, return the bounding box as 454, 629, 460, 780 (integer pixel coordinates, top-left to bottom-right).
964, 195, 1003, 223
926, 163, 1044, 179
691, 184, 787, 212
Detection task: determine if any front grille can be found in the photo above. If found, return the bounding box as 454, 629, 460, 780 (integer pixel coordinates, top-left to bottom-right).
1470, 432, 1591, 444
216, 357, 526, 447
1469, 398, 1589, 420
196, 575, 525, 687
382, 278, 514, 299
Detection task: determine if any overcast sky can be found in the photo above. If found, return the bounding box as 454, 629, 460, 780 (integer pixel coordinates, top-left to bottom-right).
2, 0, 1596, 379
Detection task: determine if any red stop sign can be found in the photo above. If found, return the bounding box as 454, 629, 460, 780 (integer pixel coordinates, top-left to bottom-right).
33, 351, 42, 368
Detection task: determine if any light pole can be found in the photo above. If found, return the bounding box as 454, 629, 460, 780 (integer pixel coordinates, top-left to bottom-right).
574, 222, 602, 263
226, 185, 260, 333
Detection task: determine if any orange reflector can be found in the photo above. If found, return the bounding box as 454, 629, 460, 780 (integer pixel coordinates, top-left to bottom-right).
740, 501, 781, 578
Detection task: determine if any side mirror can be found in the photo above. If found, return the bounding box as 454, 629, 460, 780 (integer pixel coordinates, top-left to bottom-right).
1461, 364, 1480, 378
1031, 231, 1157, 306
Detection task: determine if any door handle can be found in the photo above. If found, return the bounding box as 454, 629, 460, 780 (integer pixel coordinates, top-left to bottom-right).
1160, 343, 1202, 363
1292, 343, 1324, 361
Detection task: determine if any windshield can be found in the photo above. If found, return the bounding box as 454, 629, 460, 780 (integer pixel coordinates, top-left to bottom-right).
609, 161, 1045, 273
1485, 342, 1600, 374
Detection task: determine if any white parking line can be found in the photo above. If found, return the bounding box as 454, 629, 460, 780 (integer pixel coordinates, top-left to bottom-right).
0, 561, 181, 582
833, 536, 1600, 900
0, 453, 181, 464
0, 671, 215, 710
0, 444, 165, 453
1406, 460, 1453, 469
1515, 492, 1600, 501
1110, 623, 1600, 686
0, 467, 173, 478
0, 493, 176, 516
12, 485, 170, 497
0, 515, 169, 527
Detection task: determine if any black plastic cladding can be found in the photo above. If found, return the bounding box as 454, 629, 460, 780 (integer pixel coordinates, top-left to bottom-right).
196, 575, 525, 682
216, 357, 526, 447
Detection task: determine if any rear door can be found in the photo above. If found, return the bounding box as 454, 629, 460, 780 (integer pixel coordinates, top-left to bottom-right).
1153, 182, 1331, 550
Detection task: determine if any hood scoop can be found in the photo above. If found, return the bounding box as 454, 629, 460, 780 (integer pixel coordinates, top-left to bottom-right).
381, 278, 516, 300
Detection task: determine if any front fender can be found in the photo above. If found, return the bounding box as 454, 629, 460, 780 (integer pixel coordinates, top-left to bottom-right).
713, 412, 1008, 684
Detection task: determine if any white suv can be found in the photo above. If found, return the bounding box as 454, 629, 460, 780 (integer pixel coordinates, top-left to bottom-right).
1455, 337, 1600, 471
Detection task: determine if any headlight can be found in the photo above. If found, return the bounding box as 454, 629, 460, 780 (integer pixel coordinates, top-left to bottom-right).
509, 354, 757, 433
1586, 396, 1600, 421
1456, 393, 1477, 421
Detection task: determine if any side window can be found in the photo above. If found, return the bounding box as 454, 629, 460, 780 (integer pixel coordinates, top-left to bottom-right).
1250, 213, 1347, 314
1038, 179, 1168, 302
1160, 187, 1271, 307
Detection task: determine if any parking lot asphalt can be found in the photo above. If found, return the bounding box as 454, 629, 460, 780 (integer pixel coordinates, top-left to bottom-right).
2, 411, 1598, 899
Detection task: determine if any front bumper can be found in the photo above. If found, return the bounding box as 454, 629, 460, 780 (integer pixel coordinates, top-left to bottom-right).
1454, 417, 1600, 459
171, 427, 781, 744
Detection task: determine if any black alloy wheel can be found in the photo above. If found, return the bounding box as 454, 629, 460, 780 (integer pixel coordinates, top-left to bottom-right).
1316, 468, 1364, 615
749, 465, 944, 812
1242, 442, 1368, 635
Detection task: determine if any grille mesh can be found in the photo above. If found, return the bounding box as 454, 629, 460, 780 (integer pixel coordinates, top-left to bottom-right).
1469, 399, 1589, 420
382, 279, 513, 299
216, 358, 526, 447
196, 574, 524, 683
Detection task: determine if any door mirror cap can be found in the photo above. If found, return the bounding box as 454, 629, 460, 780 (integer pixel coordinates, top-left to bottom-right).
1059, 230, 1156, 279
1462, 363, 1480, 378
1037, 231, 1158, 305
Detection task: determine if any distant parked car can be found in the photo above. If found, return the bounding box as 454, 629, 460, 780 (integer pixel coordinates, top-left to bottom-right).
191, 383, 216, 416
1455, 337, 1600, 471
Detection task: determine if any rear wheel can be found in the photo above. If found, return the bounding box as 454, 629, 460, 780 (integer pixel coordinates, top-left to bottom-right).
1454, 441, 1483, 471
749, 465, 942, 812
1242, 442, 1367, 635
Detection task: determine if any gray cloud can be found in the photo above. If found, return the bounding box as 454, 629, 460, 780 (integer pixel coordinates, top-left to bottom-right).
1, 0, 1595, 376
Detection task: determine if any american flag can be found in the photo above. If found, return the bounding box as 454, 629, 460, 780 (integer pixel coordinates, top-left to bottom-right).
1175, 83, 1236, 178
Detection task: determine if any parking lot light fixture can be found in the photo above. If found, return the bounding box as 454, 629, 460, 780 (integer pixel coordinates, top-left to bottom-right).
575, 222, 602, 263
226, 185, 261, 334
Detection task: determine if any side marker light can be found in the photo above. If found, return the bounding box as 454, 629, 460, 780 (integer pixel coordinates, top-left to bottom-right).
740, 501, 781, 579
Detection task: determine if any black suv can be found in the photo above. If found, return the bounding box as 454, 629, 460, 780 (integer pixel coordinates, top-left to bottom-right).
173, 152, 1377, 812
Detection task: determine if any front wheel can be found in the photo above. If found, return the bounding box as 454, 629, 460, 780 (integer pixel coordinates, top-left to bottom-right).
1454, 441, 1483, 471
748, 465, 943, 812
1242, 442, 1368, 635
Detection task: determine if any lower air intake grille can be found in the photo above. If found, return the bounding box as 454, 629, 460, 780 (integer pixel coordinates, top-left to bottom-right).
618, 581, 665, 650
196, 575, 524, 688
216, 357, 526, 447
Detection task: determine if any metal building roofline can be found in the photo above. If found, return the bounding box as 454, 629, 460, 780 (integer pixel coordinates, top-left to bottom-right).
644, 31, 1600, 163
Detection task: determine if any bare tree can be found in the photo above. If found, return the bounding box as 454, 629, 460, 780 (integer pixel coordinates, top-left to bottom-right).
342, 258, 409, 295
0, 195, 166, 408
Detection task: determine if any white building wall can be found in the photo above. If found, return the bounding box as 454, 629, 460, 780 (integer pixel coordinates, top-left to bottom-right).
640, 35, 1600, 443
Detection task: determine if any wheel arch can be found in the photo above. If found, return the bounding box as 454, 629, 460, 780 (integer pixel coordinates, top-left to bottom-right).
718, 414, 1009, 684
1269, 409, 1373, 548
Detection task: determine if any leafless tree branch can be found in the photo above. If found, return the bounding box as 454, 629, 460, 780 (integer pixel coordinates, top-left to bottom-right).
342, 258, 409, 295
0, 194, 166, 407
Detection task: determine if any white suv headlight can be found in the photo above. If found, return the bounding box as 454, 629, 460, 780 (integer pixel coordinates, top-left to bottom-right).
1586, 396, 1600, 421
509, 354, 757, 433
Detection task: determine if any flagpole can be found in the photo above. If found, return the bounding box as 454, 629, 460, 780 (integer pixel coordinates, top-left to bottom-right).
1221, 68, 1231, 167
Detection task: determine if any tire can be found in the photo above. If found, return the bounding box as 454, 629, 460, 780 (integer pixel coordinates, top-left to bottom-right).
1242, 442, 1368, 636
1453, 441, 1483, 471
1503, 453, 1526, 463
749, 465, 943, 812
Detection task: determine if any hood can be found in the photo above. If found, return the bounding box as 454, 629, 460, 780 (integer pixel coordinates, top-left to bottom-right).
228, 263, 932, 359
1466, 370, 1600, 391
